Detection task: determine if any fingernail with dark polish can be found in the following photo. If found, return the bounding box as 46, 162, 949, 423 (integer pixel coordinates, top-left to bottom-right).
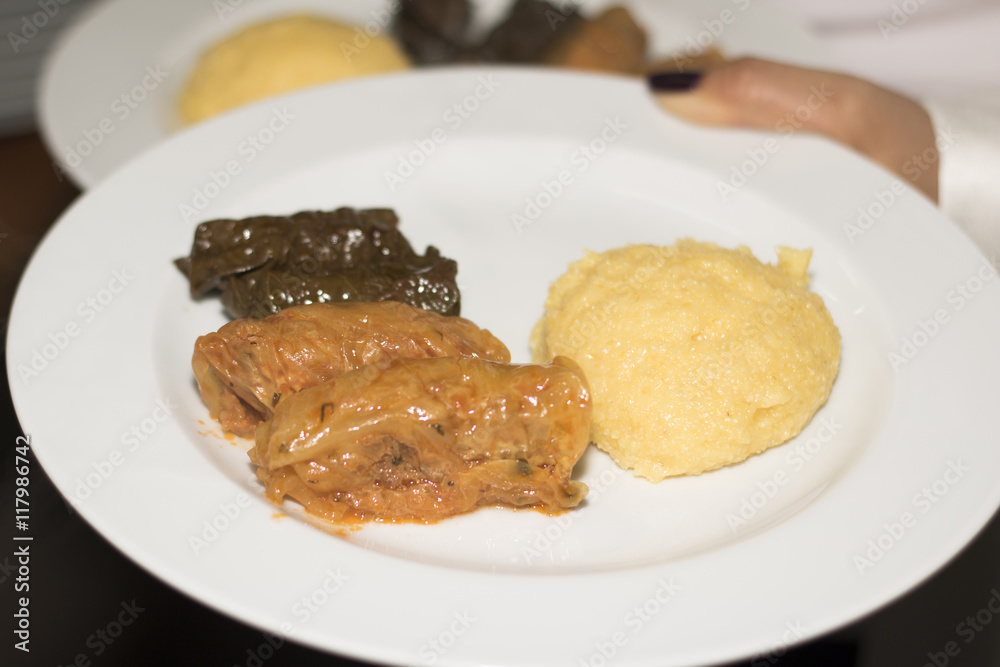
648, 71, 703, 92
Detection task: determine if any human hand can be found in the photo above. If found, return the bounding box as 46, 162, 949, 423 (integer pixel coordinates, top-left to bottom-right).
648, 57, 940, 202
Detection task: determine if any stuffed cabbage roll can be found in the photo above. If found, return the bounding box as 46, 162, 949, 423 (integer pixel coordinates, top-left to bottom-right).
251, 355, 592, 522
193, 302, 510, 437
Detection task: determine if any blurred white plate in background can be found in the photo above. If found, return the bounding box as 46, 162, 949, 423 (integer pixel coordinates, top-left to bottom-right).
37, 0, 833, 188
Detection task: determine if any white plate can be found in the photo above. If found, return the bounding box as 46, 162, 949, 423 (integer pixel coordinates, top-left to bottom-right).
11, 69, 1000, 666
38, 0, 833, 189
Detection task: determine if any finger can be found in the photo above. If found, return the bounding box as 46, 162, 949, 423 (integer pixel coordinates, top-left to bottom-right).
648, 57, 939, 202
649, 57, 848, 137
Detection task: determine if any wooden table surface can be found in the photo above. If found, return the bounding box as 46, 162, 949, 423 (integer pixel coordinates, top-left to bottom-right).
1, 131, 998, 667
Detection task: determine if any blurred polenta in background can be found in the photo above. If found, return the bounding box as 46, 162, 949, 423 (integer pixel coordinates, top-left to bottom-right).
176, 14, 413, 125
176, 0, 662, 126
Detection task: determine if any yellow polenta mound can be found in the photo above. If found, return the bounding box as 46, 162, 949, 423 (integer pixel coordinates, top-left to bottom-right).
530, 240, 841, 481
178, 15, 411, 125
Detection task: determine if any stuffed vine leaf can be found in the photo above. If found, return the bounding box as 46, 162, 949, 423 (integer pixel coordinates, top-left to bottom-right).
176, 208, 461, 318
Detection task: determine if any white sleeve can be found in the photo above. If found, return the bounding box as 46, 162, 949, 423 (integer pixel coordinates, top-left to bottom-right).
922, 89, 1000, 259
